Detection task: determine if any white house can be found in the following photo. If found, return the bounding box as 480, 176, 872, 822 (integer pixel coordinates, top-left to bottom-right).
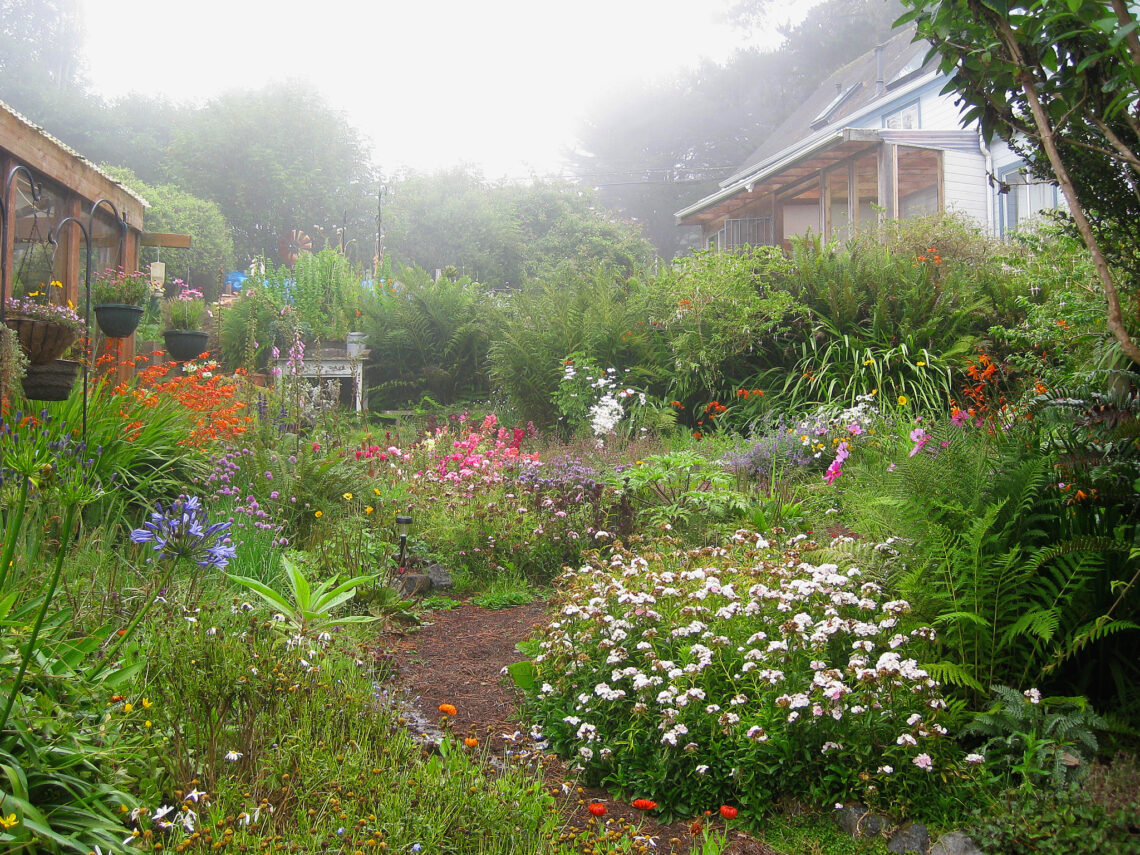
675, 28, 1059, 249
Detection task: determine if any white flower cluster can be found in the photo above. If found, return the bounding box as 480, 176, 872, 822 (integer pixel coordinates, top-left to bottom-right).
534, 534, 955, 795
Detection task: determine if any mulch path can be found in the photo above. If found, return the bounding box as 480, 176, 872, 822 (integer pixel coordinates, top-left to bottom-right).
382, 600, 778, 854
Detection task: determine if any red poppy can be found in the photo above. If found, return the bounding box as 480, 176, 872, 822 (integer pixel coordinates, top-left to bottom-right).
720, 805, 738, 820
587, 803, 606, 817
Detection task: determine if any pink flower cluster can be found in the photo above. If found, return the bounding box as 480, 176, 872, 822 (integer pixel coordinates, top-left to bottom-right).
430, 417, 539, 483
823, 441, 850, 485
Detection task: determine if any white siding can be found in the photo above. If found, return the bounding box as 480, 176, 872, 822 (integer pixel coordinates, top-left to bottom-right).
918, 90, 969, 130
942, 149, 991, 232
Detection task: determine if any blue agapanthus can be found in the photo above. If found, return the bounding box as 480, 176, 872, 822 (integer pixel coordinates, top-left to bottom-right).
131, 496, 236, 568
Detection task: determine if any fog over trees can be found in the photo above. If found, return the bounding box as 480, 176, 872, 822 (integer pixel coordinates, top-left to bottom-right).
1, 0, 905, 276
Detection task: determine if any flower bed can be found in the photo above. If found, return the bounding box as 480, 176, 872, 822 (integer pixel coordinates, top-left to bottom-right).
527, 531, 977, 821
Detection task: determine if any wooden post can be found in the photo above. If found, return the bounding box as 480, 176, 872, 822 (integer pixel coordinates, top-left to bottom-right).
877, 143, 898, 220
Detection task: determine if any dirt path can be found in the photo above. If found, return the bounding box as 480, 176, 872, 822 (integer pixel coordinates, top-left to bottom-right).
383, 600, 777, 855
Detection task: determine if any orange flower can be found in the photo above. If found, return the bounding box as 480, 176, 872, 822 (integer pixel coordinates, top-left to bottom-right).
587, 803, 606, 817
720, 805, 738, 820
463, 737, 478, 748
438, 703, 457, 716
632, 799, 657, 811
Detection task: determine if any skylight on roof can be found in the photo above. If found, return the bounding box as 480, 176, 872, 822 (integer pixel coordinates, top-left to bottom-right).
888, 53, 925, 88
809, 83, 862, 131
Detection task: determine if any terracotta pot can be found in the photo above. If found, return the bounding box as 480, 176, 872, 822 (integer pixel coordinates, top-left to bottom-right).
163, 329, 209, 361
20, 359, 79, 401
94, 303, 144, 338
4, 316, 80, 364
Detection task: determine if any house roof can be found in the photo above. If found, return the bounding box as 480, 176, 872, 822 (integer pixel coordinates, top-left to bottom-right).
677, 28, 944, 224
0, 98, 149, 210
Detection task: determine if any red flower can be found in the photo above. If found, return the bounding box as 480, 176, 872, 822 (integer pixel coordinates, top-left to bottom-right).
587, 803, 606, 817
632, 799, 657, 811
719, 805, 738, 820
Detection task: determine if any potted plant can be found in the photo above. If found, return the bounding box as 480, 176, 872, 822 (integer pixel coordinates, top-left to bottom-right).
162, 281, 210, 361
91, 267, 152, 338
3, 291, 85, 365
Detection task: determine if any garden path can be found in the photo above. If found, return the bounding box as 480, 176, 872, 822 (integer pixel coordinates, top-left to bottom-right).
385, 599, 777, 855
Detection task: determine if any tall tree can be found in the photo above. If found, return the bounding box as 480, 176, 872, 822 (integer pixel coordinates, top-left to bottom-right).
898, 0, 1140, 365
383, 170, 653, 287
165, 81, 377, 265
0, 0, 85, 104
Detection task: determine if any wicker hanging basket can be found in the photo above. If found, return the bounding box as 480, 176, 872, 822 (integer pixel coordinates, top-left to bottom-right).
4, 315, 80, 365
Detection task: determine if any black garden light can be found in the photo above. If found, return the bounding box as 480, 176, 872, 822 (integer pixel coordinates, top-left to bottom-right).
395, 513, 413, 570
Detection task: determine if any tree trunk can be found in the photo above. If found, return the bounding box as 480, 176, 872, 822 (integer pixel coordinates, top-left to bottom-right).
990, 13, 1140, 367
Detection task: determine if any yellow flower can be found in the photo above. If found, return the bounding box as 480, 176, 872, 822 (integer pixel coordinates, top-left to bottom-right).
0, 813, 17, 829
50, 280, 62, 288
343, 492, 354, 501
123, 702, 134, 713
917, 361, 926, 367
864, 359, 873, 365
67, 299, 75, 310
898, 395, 908, 406
373, 488, 381, 495
365, 506, 374, 514
145, 720, 152, 728
314, 510, 323, 518
27, 290, 42, 297
141, 697, 153, 709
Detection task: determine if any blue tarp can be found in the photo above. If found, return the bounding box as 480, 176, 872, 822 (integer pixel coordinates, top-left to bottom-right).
224, 271, 249, 290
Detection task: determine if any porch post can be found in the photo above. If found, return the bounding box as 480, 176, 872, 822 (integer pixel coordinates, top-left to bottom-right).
877, 143, 898, 220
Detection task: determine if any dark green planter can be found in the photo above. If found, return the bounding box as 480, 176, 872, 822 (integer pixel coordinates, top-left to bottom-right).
163, 329, 209, 361
20, 359, 79, 401
94, 303, 145, 338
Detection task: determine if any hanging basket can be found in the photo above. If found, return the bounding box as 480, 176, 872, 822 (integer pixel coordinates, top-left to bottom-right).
20, 359, 79, 401
94, 304, 145, 338
163, 329, 209, 361
4, 315, 80, 365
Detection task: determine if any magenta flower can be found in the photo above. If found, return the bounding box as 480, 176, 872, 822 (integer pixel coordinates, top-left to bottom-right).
908, 428, 928, 457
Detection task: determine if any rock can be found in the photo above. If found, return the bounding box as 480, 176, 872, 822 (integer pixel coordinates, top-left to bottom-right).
835, 804, 868, 836
888, 822, 930, 853
930, 831, 985, 855
425, 563, 453, 590
835, 804, 889, 838
396, 574, 433, 597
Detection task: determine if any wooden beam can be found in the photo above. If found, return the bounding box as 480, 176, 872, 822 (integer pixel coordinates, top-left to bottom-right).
0, 109, 146, 228
140, 232, 192, 248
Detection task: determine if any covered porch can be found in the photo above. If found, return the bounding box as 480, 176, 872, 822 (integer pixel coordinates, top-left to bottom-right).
677, 129, 984, 250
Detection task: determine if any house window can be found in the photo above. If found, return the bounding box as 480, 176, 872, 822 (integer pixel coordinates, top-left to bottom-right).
999, 165, 1058, 234
883, 101, 920, 130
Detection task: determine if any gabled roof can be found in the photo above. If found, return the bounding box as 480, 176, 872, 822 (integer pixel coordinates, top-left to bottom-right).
721, 27, 935, 188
